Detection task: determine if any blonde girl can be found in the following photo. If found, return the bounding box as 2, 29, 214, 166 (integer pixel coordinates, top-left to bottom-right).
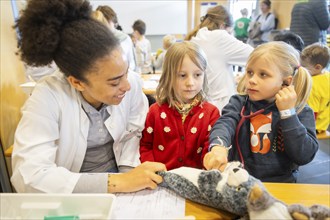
204, 41, 318, 183
140, 41, 220, 170
153, 34, 177, 71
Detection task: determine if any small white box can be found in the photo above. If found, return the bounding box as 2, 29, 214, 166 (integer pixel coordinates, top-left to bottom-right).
0, 193, 116, 220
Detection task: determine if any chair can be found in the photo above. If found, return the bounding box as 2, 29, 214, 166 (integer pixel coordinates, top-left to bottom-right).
0, 140, 13, 192
317, 130, 330, 140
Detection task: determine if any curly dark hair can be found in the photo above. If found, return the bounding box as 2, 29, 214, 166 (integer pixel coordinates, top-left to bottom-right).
16, 0, 119, 82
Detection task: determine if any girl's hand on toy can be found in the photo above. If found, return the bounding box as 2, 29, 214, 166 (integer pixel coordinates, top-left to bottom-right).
203, 146, 228, 172
275, 85, 297, 111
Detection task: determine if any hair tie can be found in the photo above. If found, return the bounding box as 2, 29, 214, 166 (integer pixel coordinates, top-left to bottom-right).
200, 14, 209, 22
292, 65, 300, 76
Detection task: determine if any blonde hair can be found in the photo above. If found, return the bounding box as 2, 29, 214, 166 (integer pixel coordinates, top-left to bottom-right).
163, 35, 176, 50
91, 10, 109, 26
156, 41, 208, 106
237, 41, 312, 113
185, 5, 233, 40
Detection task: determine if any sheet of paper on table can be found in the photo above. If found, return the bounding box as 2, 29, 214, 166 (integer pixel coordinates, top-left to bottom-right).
149, 74, 161, 81
143, 80, 158, 90
112, 187, 185, 219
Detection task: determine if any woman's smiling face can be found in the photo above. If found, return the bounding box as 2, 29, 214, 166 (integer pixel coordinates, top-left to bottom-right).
76, 48, 131, 108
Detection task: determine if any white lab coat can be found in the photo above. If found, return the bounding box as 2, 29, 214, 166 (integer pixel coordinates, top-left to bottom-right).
191, 27, 254, 111
11, 70, 148, 193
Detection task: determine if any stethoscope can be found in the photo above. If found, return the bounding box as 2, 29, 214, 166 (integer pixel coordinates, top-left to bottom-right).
234, 96, 275, 167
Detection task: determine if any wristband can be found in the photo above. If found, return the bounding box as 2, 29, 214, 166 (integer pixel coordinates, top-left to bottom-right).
208, 137, 224, 152
208, 137, 232, 154
279, 108, 296, 119
208, 144, 232, 156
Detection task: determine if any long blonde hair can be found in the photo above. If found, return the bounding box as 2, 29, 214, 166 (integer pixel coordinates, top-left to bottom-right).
156, 41, 208, 106
185, 5, 233, 40
237, 41, 312, 113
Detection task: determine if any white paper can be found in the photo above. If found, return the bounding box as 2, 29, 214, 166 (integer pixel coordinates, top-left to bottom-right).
143, 80, 159, 90
149, 75, 161, 81
112, 187, 185, 219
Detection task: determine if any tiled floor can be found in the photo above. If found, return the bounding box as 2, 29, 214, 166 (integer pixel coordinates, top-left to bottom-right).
297, 138, 330, 184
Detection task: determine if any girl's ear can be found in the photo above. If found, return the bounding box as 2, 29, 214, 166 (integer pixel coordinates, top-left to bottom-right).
282, 76, 293, 87
67, 76, 86, 91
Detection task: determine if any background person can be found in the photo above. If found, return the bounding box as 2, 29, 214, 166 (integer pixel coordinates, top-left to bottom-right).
290, 0, 330, 47
301, 43, 330, 135
132, 19, 152, 74
185, 5, 253, 112
234, 8, 250, 43
96, 5, 136, 71
152, 34, 176, 72
247, 0, 276, 47
273, 31, 305, 52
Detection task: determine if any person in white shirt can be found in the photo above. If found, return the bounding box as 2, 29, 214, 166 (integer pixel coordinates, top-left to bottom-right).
96, 5, 136, 71
186, 5, 254, 111
11, 0, 165, 194
132, 19, 153, 74
248, 0, 276, 47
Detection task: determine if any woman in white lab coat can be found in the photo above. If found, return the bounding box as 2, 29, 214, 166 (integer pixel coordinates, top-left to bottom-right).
186, 5, 254, 112
11, 0, 165, 193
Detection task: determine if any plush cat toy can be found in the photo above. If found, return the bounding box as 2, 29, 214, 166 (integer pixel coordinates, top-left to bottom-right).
158, 162, 263, 216
247, 183, 330, 220
158, 162, 330, 219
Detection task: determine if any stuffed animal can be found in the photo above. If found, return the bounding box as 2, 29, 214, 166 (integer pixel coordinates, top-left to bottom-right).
158, 162, 330, 219
247, 183, 330, 220
158, 162, 263, 216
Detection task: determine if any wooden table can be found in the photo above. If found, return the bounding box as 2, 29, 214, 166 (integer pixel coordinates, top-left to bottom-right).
141, 73, 161, 95
4, 145, 13, 157
185, 183, 330, 220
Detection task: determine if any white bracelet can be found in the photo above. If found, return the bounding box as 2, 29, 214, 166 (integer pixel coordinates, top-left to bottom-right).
279, 108, 296, 118
208, 137, 233, 154
208, 137, 224, 151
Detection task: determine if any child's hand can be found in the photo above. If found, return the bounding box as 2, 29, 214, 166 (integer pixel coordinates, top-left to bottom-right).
275, 85, 297, 111
203, 146, 228, 172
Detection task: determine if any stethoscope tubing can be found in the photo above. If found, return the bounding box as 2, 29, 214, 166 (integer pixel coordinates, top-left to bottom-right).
234, 96, 275, 167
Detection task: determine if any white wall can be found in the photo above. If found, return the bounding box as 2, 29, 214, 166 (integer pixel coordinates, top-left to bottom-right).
90, 0, 188, 35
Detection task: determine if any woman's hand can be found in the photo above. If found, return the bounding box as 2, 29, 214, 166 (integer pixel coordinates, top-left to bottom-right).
108, 162, 166, 193
275, 85, 297, 111
203, 146, 228, 172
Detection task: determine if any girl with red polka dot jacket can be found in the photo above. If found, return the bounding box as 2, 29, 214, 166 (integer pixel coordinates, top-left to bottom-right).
140, 41, 220, 170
